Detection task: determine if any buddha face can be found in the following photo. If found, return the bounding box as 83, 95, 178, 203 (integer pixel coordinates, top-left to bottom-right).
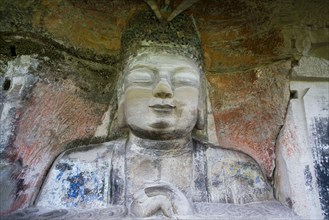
120, 52, 201, 140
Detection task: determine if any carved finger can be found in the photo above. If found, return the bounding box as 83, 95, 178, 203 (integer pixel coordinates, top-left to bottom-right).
143, 182, 194, 216
131, 194, 173, 217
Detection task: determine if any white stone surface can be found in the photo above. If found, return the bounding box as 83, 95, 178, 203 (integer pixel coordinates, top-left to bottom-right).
0, 55, 38, 153
94, 105, 112, 137
274, 80, 329, 219
206, 82, 219, 146
3, 201, 299, 220
292, 56, 329, 78
36, 142, 116, 209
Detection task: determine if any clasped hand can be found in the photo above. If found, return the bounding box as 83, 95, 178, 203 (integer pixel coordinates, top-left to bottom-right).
130, 181, 194, 218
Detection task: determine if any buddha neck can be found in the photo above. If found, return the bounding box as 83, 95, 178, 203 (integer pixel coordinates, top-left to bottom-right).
126, 132, 193, 157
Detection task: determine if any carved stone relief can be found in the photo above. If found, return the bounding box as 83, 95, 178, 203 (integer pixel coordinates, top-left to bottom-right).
27, 11, 297, 219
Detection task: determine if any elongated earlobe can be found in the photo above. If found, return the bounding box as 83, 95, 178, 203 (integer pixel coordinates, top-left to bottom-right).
196, 106, 205, 130
195, 77, 207, 130
117, 99, 127, 128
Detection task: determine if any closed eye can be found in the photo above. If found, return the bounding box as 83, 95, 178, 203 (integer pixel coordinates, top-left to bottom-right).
172, 71, 200, 86
125, 69, 154, 83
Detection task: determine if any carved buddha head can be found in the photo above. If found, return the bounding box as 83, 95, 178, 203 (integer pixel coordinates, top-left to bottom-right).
118, 11, 206, 140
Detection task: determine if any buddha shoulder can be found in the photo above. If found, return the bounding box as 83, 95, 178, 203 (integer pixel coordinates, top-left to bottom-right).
36, 139, 126, 208
56, 139, 126, 163
195, 140, 274, 203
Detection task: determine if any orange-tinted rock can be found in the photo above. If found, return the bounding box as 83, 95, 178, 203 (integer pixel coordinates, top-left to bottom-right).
200, 23, 284, 72
203, 47, 259, 73
207, 62, 290, 178
30, 0, 146, 56
190, 0, 285, 72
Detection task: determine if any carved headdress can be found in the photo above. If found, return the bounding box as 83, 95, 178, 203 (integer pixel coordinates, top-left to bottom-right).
120, 10, 204, 71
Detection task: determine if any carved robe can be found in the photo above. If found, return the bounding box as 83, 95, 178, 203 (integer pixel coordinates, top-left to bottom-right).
36, 139, 273, 209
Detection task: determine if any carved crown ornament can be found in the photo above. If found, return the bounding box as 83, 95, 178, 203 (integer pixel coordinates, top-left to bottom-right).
143, 0, 200, 22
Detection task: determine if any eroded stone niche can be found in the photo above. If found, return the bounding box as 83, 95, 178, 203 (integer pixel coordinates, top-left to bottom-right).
0, 0, 328, 219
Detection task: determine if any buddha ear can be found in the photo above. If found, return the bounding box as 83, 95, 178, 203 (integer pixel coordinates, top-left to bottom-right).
195, 77, 207, 130
196, 105, 205, 130
117, 98, 127, 128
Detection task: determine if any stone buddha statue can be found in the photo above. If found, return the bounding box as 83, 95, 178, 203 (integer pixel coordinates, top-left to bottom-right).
35, 11, 275, 218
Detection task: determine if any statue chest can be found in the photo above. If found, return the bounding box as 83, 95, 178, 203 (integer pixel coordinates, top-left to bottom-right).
125, 150, 194, 200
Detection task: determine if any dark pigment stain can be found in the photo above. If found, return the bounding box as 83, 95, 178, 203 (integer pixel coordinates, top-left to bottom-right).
67, 173, 85, 199
15, 179, 27, 200
312, 117, 329, 219
110, 169, 124, 205
304, 165, 313, 190
3, 78, 11, 91
56, 163, 73, 172
84, 188, 92, 195
10, 45, 17, 56
195, 174, 207, 190
55, 163, 72, 181
211, 175, 221, 188
286, 197, 293, 209
193, 139, 209, 202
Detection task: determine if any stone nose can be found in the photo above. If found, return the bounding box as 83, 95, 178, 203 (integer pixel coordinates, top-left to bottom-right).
153, 80, 173, 98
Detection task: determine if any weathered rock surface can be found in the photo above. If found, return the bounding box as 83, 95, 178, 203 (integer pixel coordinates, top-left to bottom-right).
0, 0, 328, 216
0, 55, 113, 214
0, 55, 39, 213
207, 62, 290, 177
2, 201, 299, 220
292, 56, 329, 79
274, 56, 329, 219
1, 55, 39, 153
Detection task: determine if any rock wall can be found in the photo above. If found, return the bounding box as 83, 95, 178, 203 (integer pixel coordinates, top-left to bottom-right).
274, 57, 329, 219
0, 0, 328, 217
0, 55, 111, 214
